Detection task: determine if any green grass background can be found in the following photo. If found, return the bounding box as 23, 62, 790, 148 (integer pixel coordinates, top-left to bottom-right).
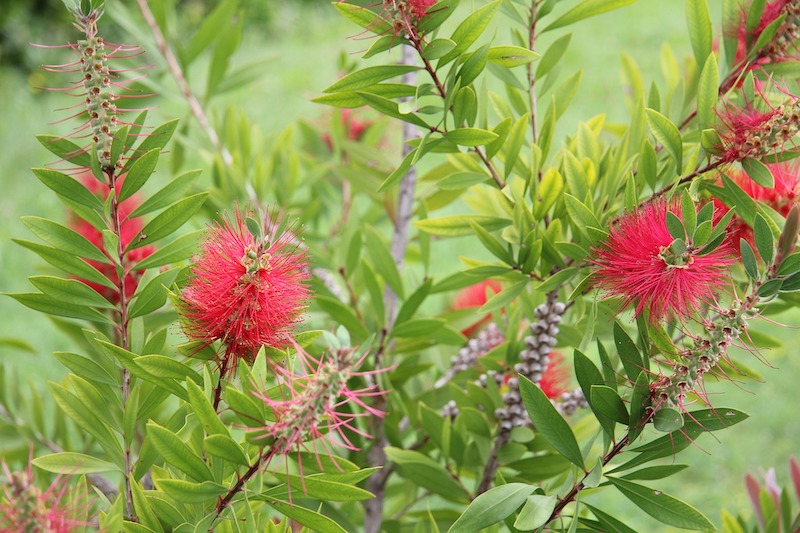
0, 1, 798, 530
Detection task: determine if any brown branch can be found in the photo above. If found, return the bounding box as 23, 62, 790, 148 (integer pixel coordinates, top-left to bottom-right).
134, 0, 232, 165
477, 430, 511, 494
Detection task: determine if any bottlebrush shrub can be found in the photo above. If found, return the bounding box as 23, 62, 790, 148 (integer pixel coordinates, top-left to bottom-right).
4, 0, 800, 531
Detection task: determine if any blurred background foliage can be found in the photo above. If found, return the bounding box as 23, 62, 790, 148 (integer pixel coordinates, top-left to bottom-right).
0, 0, 797, 530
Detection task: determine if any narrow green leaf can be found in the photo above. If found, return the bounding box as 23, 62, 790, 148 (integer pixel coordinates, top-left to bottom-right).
621, 464, 689, 481
614, 323, 644, 381
438, 1, 501, 66
584, 504, 639, 533
123, 120, 178, 173
135, 355, 202, 383
36, 135, 91, 166
444, 128, 499, 146
681, 190, 697, 237
487, 45, 538, 68
22, 216, 108, 263
357, 92, 430, 128
414, 215, 511, 236
49, 382, 123, 460
385, 448, 469, 501
754, 213, 775, 265
154, 479, 226, 504
267, 500, 348, 533
187, 380, 228, 436
129, 193, 207, 251
591, 385, 629, 424
543, 0, 637, 32
536, 34, 571, 78
147, 421, 213, 482
264, 474, 375, 502
741, 239, 759, 279
645, 109, 682, 170
448, 483, 534, 533
33, 452, 120, 474
29, 275, 114, 309
132, 230, 203, 270
686, 0, 713, 67
8, 293, 112, 324
54, 352, 117, 386
696, 54, 719, 129
519, 375, 584, 468
128, 268, 179, 318
323, 65, 421, 93
364, 226, 404, 298
33, 168, 104, 211
128, 170, 203, 218
627, 372, 651, 443
742, 157, 775, 188
14, 239, 114, 288
478, 280, 527, 314
204, 434, 249, 466
607, 477, 715, 530
665, 211, 685, 240
334, 2, 391, 36
513, 494, 557, 530
119, 148, 160, 202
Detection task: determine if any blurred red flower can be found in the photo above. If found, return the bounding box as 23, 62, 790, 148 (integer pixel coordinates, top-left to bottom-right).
452, 279, 502, 336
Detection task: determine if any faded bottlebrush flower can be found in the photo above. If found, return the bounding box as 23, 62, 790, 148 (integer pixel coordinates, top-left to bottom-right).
716, 90, 800, 163
40, 8, 147, 168
714, 163, 800, 248
179, 209, 310, 364
0, 457, 94, 532
249, 342, 386, 466
728, 0, 800, 65
435, 322, 504, 388
591, 200, 734, 323
452, 279, 503, 336
69, 170, 154, 303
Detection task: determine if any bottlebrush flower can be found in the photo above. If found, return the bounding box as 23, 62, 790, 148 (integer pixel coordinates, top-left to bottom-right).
452, 279, 503, 336
407, 0, 437, 19
321, 109, 371, 152
713, 163, 800, 248
248, 342, 386, 470
715, 89, 800, 163
68, 170, 154, 303
178, 209, 310, 365
728, 0, 800, 66
591, 200, 735, 323
0, 455, 94, 532
538, 351, 570, 399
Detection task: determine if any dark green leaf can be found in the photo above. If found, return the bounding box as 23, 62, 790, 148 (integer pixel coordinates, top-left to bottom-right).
438, 1, 501, 67
620, 464, 689, 481
742, 157, 775, 188
591, 385, 629, 424
35, 135, 91, 167
627, 371, 650, 442
447, 483, 534, 533
123, 120, 179, 173
324, 65, 422, 93
28, 275, 114, 308
741, 239, 759, 279
147, 421, 213, 482
128, 170, 203, 218
8, 293, 112, 324
519, 376, 584, 468
645, 108, 683, 170
652, 407, 684, 432
607, 477, 715, 530
128, 268, 179, 318
22, 216, 108, 263
614, 323, 644, 381
132, 230, 203, 270
33, 168, 103, 211
154, 479, 226, 504
665, 211, 685, 240
14, 239, 114, 289
128, 193, 207, 250
118, 149, 160, 202
754, 213, 775, 265
385, 448, 469, 501
267, 500, 348, 533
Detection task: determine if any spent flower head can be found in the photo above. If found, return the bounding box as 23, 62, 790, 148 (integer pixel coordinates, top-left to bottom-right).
591, 199, 735, 323
249, 340, 387, 470
179, 208, 310, 366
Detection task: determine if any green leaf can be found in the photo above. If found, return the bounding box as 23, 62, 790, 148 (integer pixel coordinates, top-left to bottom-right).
665, 211, 685, 240
266, 500, 347, 533
129, 170, 202, 218
119, 148, 160, 202
264, 474, 375, 502
364, 226, 404, 298
323, 65, 422, 93
186, 379, 228, 436
696, 53, 719, 129
513, 494, 557, 530
681, 190, 697, 237
438, 1, 501, 66
614, 323, 644, 381
536, 34, 571, 78
33, 168, 104, 211
645, 109, 682, 170
741, 239, 759, 279
414, 215, 511, 236
591, 385, 629, 424
564, 194, 602, 237
754, 213, 775, 265
448, 483, 534, 533
8, 293, 112, 324
129, 193, 207, 250
478, 280, 527, 314
519, 376, 584, 468
135, 355, 202, 383
652, 407, 684, 432
22, 216, 108, 263
385, 448, 469, 501
28, 275, 114, 308
54, 352, 117, 386
334, 2, 391, 35
33, 452, 121, 474
132, 230, 203, 270
390, 318, 447, 338
620, 465, 689, 481
584, 504, 639, 533
36, 135, 91, 167
49, 382, 123, 459
128, 268, 179, 319
184, 0, 238, 63
607, 477, 715, 530
203, 434, 249, 466
315, 296, 369, 340
487, 45, 538, 68
14, 239, 114, 289
154, 479, 226, 504
628, 371, 650, 442
147, 421, 213, 482
543, 0, 637, 32
742, 157, 775, 188
444, 128, 499, 146
357, 92, 431, 129
686, 0, 713, 67
124, 120, 179, 173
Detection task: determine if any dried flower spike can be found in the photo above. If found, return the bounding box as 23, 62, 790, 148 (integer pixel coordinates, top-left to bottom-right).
179, 208, 310, 366
591, 200, 734, 323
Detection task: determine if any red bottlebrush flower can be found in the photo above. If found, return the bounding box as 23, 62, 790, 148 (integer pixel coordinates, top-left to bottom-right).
715, 89, 800, 163
407, 0, 437, 19
68, 170, 154, 303
728, 0, 799, 66
539, 351, 570, 399
249, 341, 387, 472
452, 279, 502, 337
713, 163, 800, 248
179, 209, 310, 365
591, 200, 735, 323
0, 454, 94, 532
321, 109, 371, 152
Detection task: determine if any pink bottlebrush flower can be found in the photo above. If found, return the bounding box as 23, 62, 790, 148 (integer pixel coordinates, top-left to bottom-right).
249, 341, 387, 472
452, 279, 503, 337
713, 162, 800, 249
321, 109, 372, 152
407, 0, 437, 19
591, 200, 735, 323
179, 209, 310, 365
68, 170, 154, 303
538, 351, 570, 399
716, 91, 800, 163
728, 0, 799, 66
0, 455, 94, 532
